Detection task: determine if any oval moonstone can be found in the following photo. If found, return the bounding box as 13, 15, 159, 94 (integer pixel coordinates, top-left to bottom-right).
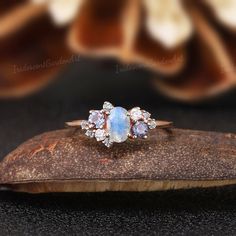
107, 107, 130, 143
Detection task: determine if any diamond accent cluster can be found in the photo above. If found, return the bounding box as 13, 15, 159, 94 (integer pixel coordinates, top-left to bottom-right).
80, 102, 113, 147
128, 107, 156, 138
103, 101, 114, 113
81, 102, 157, 147
88, 111, 105, 128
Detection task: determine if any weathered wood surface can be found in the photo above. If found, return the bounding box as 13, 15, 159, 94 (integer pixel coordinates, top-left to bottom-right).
0, 128, 236, 193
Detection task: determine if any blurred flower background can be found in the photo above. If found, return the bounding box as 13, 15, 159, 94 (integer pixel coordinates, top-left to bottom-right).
0, 0, 236, 101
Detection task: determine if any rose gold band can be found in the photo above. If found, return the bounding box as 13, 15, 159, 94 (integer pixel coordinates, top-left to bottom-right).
66, 120, 173, 129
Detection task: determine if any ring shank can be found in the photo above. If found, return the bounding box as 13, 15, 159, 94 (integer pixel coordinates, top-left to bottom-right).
65, 120, 173, 129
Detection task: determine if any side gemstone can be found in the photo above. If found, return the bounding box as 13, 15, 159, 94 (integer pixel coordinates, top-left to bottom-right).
95, 129, 106, 141
148, 119, 157, 129
130, 107, 143, 121
107, 107, 130, 143
102, 138, 113, 147
132, 121, 148, 138
81, 120, 89, 130
103, 101, 114, 112
88, 111, 105, 128
85, 130, 94, 138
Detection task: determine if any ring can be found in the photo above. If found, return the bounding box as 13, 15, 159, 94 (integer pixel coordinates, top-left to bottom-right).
66, 101, 172, 147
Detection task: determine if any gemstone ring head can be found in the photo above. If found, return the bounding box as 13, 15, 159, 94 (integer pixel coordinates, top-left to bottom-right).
66, 102, 172, 148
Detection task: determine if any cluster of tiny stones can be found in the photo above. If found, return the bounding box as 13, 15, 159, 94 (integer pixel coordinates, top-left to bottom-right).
80, 102, 157, 147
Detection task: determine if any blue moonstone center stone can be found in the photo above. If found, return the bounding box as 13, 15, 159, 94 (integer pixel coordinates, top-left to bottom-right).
107, 107, 130, 143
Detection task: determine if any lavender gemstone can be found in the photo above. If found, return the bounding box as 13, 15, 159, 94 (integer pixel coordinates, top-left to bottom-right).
132, 121, 148, 138
88, 111, 105, 128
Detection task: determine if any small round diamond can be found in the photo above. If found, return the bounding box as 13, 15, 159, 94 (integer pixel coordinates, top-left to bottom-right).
148, 119, 157, 129
143, 111, 151, 120
88, 111, 105, 128
85, 130, 94, 138
132, 121, 148, 138
81, 120, 89, 130
95, 129, 106, 141
102, 137, 113, 147
130, 107, 143, 121
103, 101, 114, 112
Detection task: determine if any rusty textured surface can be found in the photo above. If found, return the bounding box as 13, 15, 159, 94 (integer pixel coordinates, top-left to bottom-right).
0, 128, 236, 192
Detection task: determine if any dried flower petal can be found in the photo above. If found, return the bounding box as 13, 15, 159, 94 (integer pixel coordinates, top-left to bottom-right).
69, 0, 186, 75
155, 5, 236, 101
0, 12, 71, 98
143, 0, 193, 49
206, 0, 236, 30
33, 0, 85, 25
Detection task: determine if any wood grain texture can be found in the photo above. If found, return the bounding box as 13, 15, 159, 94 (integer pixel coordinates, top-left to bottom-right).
0, 128, 236, 193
